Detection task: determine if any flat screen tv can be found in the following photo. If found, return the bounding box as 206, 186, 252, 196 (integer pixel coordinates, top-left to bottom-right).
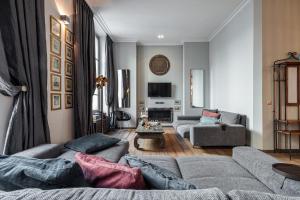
148, 82, 171, 97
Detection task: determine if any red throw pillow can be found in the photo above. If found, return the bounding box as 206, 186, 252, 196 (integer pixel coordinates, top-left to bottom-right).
75, 153, 145, 189
202, 110, 221, 119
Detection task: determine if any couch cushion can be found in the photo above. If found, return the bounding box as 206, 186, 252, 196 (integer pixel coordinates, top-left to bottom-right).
124, 155, 196, 190
75, 153, 145, 189
220, 111, 241, 124
0, 187, 228, 200
233, 147, 300, 196
173, 120, 198, 130
228, 190, 299, 200
119, 155, 182, 178
202, 111, 221, 119
0, 155, 87, 191
202, 109, 218, 113
13, 144, 63, 159
59, 140, 129, 163
65, 133, 121, 153
176, 156, 272, 193
200, 116, 220, 124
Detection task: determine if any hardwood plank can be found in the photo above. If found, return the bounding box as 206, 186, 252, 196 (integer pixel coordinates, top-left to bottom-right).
109, 128, 300, 164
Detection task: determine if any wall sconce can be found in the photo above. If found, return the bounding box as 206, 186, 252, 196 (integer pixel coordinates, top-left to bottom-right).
60, 15, 70, 25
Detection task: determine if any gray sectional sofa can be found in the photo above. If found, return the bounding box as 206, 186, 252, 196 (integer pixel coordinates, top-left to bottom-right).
3, 141, 300, 199
173, 110, 247, 147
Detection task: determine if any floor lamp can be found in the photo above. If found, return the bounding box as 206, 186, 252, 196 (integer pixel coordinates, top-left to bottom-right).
96, 75, 108, 133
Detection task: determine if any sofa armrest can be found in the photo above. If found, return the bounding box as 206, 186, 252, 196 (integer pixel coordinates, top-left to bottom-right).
13, 144, 64, 159
232, 147, 300, 196
177, 116, 201, 121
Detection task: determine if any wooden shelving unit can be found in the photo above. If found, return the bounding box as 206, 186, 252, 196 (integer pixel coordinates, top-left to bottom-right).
273, 52, 300, 159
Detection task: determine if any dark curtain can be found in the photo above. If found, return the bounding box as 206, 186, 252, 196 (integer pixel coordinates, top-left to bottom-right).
0, 0, 50, 154
73, 0, 96, 138
106, 36, 117, 128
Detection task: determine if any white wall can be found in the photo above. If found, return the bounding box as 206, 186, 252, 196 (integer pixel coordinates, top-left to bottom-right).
113, 42, 137, 128
137, 45, 183, 121
210, 1, 262, 148
45, 0, 74, 144
183, 42, 210, 115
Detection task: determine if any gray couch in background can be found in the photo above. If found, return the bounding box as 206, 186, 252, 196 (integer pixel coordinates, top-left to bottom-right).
173, 110, 247, 147
8, 143, 300, 199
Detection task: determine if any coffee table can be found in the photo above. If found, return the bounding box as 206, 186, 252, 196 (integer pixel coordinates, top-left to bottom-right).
134, 125, 165, 150
272, 163, 300, 181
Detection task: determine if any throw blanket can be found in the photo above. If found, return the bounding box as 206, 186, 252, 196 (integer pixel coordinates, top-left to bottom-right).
0, 155, 88, 191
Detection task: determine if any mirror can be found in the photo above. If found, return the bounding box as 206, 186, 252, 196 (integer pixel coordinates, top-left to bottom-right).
117, 69, 130, 108
190, 69, 204, 108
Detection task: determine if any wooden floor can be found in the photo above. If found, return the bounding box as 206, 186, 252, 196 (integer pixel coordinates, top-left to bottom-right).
110, 127, 300, 165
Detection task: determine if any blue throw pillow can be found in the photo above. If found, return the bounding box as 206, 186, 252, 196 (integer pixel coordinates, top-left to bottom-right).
200, 116, 220, 124
124, 155, 196, 190
0, 155, 88, 191
65, 133, 121, 153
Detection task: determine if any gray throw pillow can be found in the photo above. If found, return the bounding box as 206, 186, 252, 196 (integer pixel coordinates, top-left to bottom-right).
0, 155, 88, 191
124, 155, 196, 190
65, 133, 120, 153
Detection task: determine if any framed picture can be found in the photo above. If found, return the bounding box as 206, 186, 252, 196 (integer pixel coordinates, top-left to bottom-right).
65, 28, 73, 45
51, 93, 61, 110
50, 54, 61, 73
65, 77, 73, 92
65, 94, 73, 109
50, 73, 61, 91
65, 44, 73, 61
50, 35, 61, 56
50, 16, 61, 38
65, 61, 73, 77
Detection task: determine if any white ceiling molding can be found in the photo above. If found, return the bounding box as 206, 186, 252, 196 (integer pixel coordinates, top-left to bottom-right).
137, 42, 183, 46
94, 13, 112, 36
208, 0, 250, 41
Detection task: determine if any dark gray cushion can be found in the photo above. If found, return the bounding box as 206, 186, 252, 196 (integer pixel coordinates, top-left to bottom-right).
176, 156, 272, 193
65, 133, 120, 153
59, 140, 129, 163
228, 190, 299, 200
0, 187, 228, 200
124, 155, 196, 190
220, 111, 241, 124
0, 155, 87, 191
176, 116, 202, 121
13, 144, 63, 159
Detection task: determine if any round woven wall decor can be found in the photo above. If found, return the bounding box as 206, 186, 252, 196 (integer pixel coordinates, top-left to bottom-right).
149, 55, 170, 76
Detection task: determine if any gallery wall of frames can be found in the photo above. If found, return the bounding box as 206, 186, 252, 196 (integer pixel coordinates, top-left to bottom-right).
49, 16, 74, 111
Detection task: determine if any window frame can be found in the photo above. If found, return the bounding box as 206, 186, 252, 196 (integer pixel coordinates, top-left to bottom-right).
93, 35, 101, 111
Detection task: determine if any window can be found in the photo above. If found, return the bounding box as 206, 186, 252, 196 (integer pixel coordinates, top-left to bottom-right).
93, 36, 101, 110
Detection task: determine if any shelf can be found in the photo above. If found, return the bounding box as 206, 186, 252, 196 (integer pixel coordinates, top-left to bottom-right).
277, 120, 300, 124
277, 130, 300, 135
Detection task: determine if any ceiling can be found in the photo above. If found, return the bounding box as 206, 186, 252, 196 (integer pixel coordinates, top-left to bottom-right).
87, 0, 244, 45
